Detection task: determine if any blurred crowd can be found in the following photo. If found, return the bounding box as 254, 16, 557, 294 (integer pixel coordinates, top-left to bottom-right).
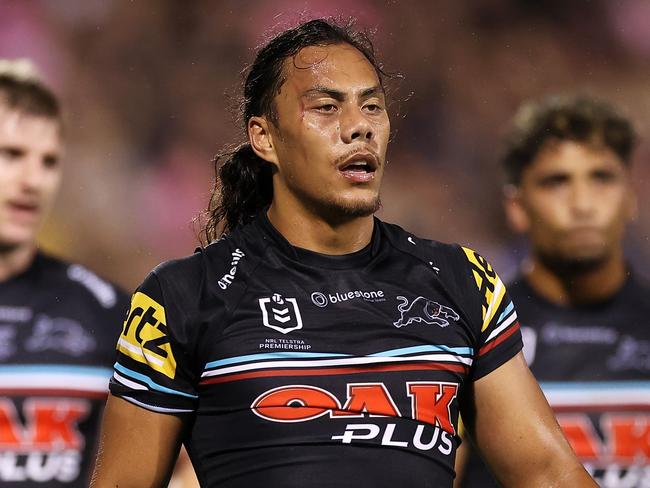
1, 0, 649, 291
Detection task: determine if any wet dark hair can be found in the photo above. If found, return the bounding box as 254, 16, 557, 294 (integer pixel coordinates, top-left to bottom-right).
0, 61, 60, 121
502, 95, 636, 184
202, 18, 386, 242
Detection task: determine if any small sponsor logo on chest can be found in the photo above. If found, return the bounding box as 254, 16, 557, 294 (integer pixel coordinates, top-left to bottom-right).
540, 322, 619, 346
0, 306, 32, 323
310, 289, 385, 308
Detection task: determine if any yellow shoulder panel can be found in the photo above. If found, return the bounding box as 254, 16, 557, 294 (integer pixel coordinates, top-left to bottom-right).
117, 292, 177, 379
461, 247, 506, 332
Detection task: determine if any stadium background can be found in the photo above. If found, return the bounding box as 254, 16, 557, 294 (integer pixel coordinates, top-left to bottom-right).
1, 0, 649, 292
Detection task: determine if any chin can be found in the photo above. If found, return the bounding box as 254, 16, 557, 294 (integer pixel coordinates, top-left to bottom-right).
0, 229, 36, 252
563, 241, 609, 261
334, 194, 381, 218
0, 239, 31, 253
293, 184, 382, 221
305, 195, 381, 222
539, 248, 609, 275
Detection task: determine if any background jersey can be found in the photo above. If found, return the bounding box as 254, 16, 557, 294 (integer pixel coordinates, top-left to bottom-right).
461, 272, 650, 488
110, 214, 522, 488
0, 253, 129, 487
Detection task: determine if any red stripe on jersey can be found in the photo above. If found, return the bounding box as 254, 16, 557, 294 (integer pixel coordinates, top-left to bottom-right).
200, 362, 468, 386
0, 389, 108, 399
478, 321, 520, 356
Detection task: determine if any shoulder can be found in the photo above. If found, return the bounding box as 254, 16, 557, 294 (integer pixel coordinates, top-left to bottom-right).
381, 220, 509, 295
38, 252, 129, 311
629, 270, 650, 296
377, 219, 493, 307
150, 230, 253, 288
147, 228, 261, 308
377, 219, 488, 288
151, 251, 206, 286
504, 274, 534, 303
377, 219, 465, 265
617, 269, 650, 313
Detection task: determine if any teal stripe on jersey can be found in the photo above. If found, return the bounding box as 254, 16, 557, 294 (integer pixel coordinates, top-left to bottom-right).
0, 364, 113, 377
369, 345, 474, 357
204, 351, 350, 370
204, 345, 473, 373
496, 301, 514, 324
114, 362, 198, 398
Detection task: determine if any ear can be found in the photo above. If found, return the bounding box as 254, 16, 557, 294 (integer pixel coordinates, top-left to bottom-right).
248, 116, 278, 166
503, 184, 530, 234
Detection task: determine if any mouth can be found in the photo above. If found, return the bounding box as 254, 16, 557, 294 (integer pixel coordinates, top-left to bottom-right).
6, 200, 40, 222
561, 227, 604, 244
565, 226, 601, 235
337, 152, 379, 183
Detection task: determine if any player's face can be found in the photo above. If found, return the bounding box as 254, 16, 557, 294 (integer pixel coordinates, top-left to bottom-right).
265, 43, 390, 220
506, 140, 635, 267
0, 106, 62, 251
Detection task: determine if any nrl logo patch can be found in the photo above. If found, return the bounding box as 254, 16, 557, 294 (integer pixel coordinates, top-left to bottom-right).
393, 296, 460, 328
259, 293, 304, 334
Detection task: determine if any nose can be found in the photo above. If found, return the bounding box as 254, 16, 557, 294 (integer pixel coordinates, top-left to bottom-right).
20, 157, 46, 192
340, 106, 373, 144
570, 180, 596, 219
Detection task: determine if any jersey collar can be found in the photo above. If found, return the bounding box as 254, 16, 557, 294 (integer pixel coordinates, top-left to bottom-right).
253, 211, 382, 270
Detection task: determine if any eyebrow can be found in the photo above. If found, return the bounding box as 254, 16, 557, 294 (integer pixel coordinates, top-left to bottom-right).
302, 85, 384, 101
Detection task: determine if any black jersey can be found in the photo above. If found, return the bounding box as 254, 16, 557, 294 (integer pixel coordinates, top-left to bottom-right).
0, 253, 129, 487
461, 272, 650, 488
110, 213, 522, 488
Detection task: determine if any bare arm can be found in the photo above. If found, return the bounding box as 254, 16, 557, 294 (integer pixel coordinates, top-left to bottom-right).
90, 395, 186, 488
452, 437, 469, 488
169, 447, 200, 488
462, 352, 596, 487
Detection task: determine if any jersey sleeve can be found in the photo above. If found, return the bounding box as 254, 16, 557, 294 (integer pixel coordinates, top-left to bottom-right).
461, 247, 522, 380
109, 270, 199, 414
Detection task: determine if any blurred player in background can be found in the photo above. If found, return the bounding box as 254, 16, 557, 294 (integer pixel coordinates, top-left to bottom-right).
92, 19, 594, 487
459, 95, 650, 487
0, 60, 130, 487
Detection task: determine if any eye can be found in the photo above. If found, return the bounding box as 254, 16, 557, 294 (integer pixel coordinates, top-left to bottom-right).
42, 155, 59, 168
592, 170, 617, 183
537, 174, 569, 188
316, 104, 338, 113
0, 147, 24, 160
364, 103, 383, 113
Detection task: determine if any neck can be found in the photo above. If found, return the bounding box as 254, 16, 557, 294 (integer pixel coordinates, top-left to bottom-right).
523, 249, 627, 306
267, 202, 374, 255
0, 244, 37, 282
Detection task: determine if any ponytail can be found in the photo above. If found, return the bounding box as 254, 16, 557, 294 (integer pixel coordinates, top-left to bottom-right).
202, 143, 273, 243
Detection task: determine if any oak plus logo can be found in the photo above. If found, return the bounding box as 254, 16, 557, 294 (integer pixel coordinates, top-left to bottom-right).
0, 398, 90, 483
251, 381, 459, 455
217, 248, 245, 290
555, 412, 650, 484
259, 293, 303, 334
